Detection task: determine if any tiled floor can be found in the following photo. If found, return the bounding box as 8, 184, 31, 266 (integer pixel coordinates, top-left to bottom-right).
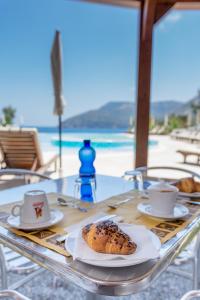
8, 264, 192, 300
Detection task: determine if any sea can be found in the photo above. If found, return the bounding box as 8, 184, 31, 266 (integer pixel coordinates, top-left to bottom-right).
32, 127, 158, 154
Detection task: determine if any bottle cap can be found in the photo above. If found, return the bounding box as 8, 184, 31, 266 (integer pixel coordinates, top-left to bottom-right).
84, 140, 90, 147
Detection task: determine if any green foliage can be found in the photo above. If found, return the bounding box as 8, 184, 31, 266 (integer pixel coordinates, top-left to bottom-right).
165, 115, 187, 134
149, 114, 188, 134
1, 106, 16, 126
149, 116, 155, 130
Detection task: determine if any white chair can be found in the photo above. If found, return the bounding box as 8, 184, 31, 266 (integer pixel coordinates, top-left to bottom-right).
0, 289, 31, 299
181, 290, 200, 300
137, 166, 200, 182
0, 245, 44, 290
0, 168, 50, 190
0, 169, 49, 290
132, 166, 200, 289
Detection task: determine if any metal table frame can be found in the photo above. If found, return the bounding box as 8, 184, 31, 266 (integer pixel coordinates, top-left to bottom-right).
0, 175, 199, 297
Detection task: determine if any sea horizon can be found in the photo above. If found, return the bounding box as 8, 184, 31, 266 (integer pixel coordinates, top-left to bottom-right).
23, 126, 128, 134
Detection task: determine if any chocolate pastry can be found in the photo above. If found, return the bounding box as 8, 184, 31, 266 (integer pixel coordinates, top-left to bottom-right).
82, 220, 137, 255
175, 177, 195, 193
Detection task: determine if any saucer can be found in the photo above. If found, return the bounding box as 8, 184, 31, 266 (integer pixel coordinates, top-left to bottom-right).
179, 192, 200, 199
7, 209, 64, 231
137, 203, 189, 220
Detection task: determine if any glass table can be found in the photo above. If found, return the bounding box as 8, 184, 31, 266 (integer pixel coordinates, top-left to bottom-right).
0, 175, 199, 298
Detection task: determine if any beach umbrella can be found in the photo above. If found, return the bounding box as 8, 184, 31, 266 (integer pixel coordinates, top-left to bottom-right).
50, 30, 65, 169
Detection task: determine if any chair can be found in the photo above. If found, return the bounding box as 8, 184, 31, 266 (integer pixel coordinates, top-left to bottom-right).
136, 166, 200, 181
0, 127, 58, 176
177, 150, 200, 165
133, 166, 200, 289
0, 289, 31, 299
0, 168, 50, 190
0, 170, 49, 290
181, 290, 200, 300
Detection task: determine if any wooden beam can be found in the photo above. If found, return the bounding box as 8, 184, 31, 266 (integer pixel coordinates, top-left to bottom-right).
135, 0, 157, 168
160, 0, 200, 3
77, 0, 200, 10
175, 3, 200, 10
77, 0, 140, 8
159, 0, 200, 9
154, 3, 175, 23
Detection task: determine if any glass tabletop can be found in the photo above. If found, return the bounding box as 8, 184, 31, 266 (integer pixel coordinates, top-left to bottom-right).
0, 174, 134, 205
0, 174, 199, 297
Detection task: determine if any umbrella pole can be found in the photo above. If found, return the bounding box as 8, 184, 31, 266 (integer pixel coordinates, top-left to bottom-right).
59, 115, 62, 169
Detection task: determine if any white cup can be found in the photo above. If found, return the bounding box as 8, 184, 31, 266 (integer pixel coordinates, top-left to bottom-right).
11, 190, 51, 225
148, 182, 179, 215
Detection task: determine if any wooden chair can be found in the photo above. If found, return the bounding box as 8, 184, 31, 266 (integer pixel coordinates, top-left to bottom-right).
0, 127, 58, 176
177, 150, 200, 165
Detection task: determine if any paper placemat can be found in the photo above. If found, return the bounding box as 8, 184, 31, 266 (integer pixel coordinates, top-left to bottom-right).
0, 191, 199, 258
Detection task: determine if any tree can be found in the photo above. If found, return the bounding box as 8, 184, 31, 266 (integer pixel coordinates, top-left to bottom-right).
165, 114, 187, 134
2, 106, 16, 126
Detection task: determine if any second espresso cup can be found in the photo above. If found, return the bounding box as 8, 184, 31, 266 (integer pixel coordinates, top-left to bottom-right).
11, 190, 51, 225
148, 182, 179, 215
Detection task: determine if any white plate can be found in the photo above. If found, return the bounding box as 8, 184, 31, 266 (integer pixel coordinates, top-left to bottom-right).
137, 203, 189, 220
179, 192, 200, 199
7, 209, 64, 231
65, 225, 161, 267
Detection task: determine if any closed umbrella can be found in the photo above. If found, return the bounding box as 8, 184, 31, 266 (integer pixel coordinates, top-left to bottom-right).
50, 30, 65, 169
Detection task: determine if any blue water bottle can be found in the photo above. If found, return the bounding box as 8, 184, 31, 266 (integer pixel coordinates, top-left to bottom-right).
79, 140, 96, 176
79, 140, 96, 201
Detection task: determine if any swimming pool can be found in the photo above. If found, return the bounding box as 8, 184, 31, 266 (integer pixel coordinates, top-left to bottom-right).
51, 135, 158, 149
36, 128, 158, 152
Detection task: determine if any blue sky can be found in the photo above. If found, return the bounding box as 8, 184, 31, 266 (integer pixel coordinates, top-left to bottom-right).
0, 0, 200, 126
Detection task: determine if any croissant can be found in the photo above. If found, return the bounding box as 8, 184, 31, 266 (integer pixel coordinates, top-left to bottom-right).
195, 182, 200, 192
175, 177, 195, 193
82, 220, 137, 255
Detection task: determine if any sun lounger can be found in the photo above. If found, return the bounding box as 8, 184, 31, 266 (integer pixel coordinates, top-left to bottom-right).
0, 127, 58, 174
171, 129, 200, 143
177, 150, 200, 164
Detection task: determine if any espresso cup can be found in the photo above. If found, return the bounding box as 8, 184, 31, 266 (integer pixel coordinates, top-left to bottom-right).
11, 190, 51, 225
148, 182, 178, 215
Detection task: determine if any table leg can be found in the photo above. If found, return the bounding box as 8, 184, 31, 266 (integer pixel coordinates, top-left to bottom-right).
0, 245, 8, 289
193, 233, 200, 289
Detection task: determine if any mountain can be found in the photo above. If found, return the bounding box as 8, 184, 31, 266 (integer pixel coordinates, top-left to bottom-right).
151, 101, 183, 120
176, 91, 200, 116
63, 102, 134, 129
62, 100, 184, 129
